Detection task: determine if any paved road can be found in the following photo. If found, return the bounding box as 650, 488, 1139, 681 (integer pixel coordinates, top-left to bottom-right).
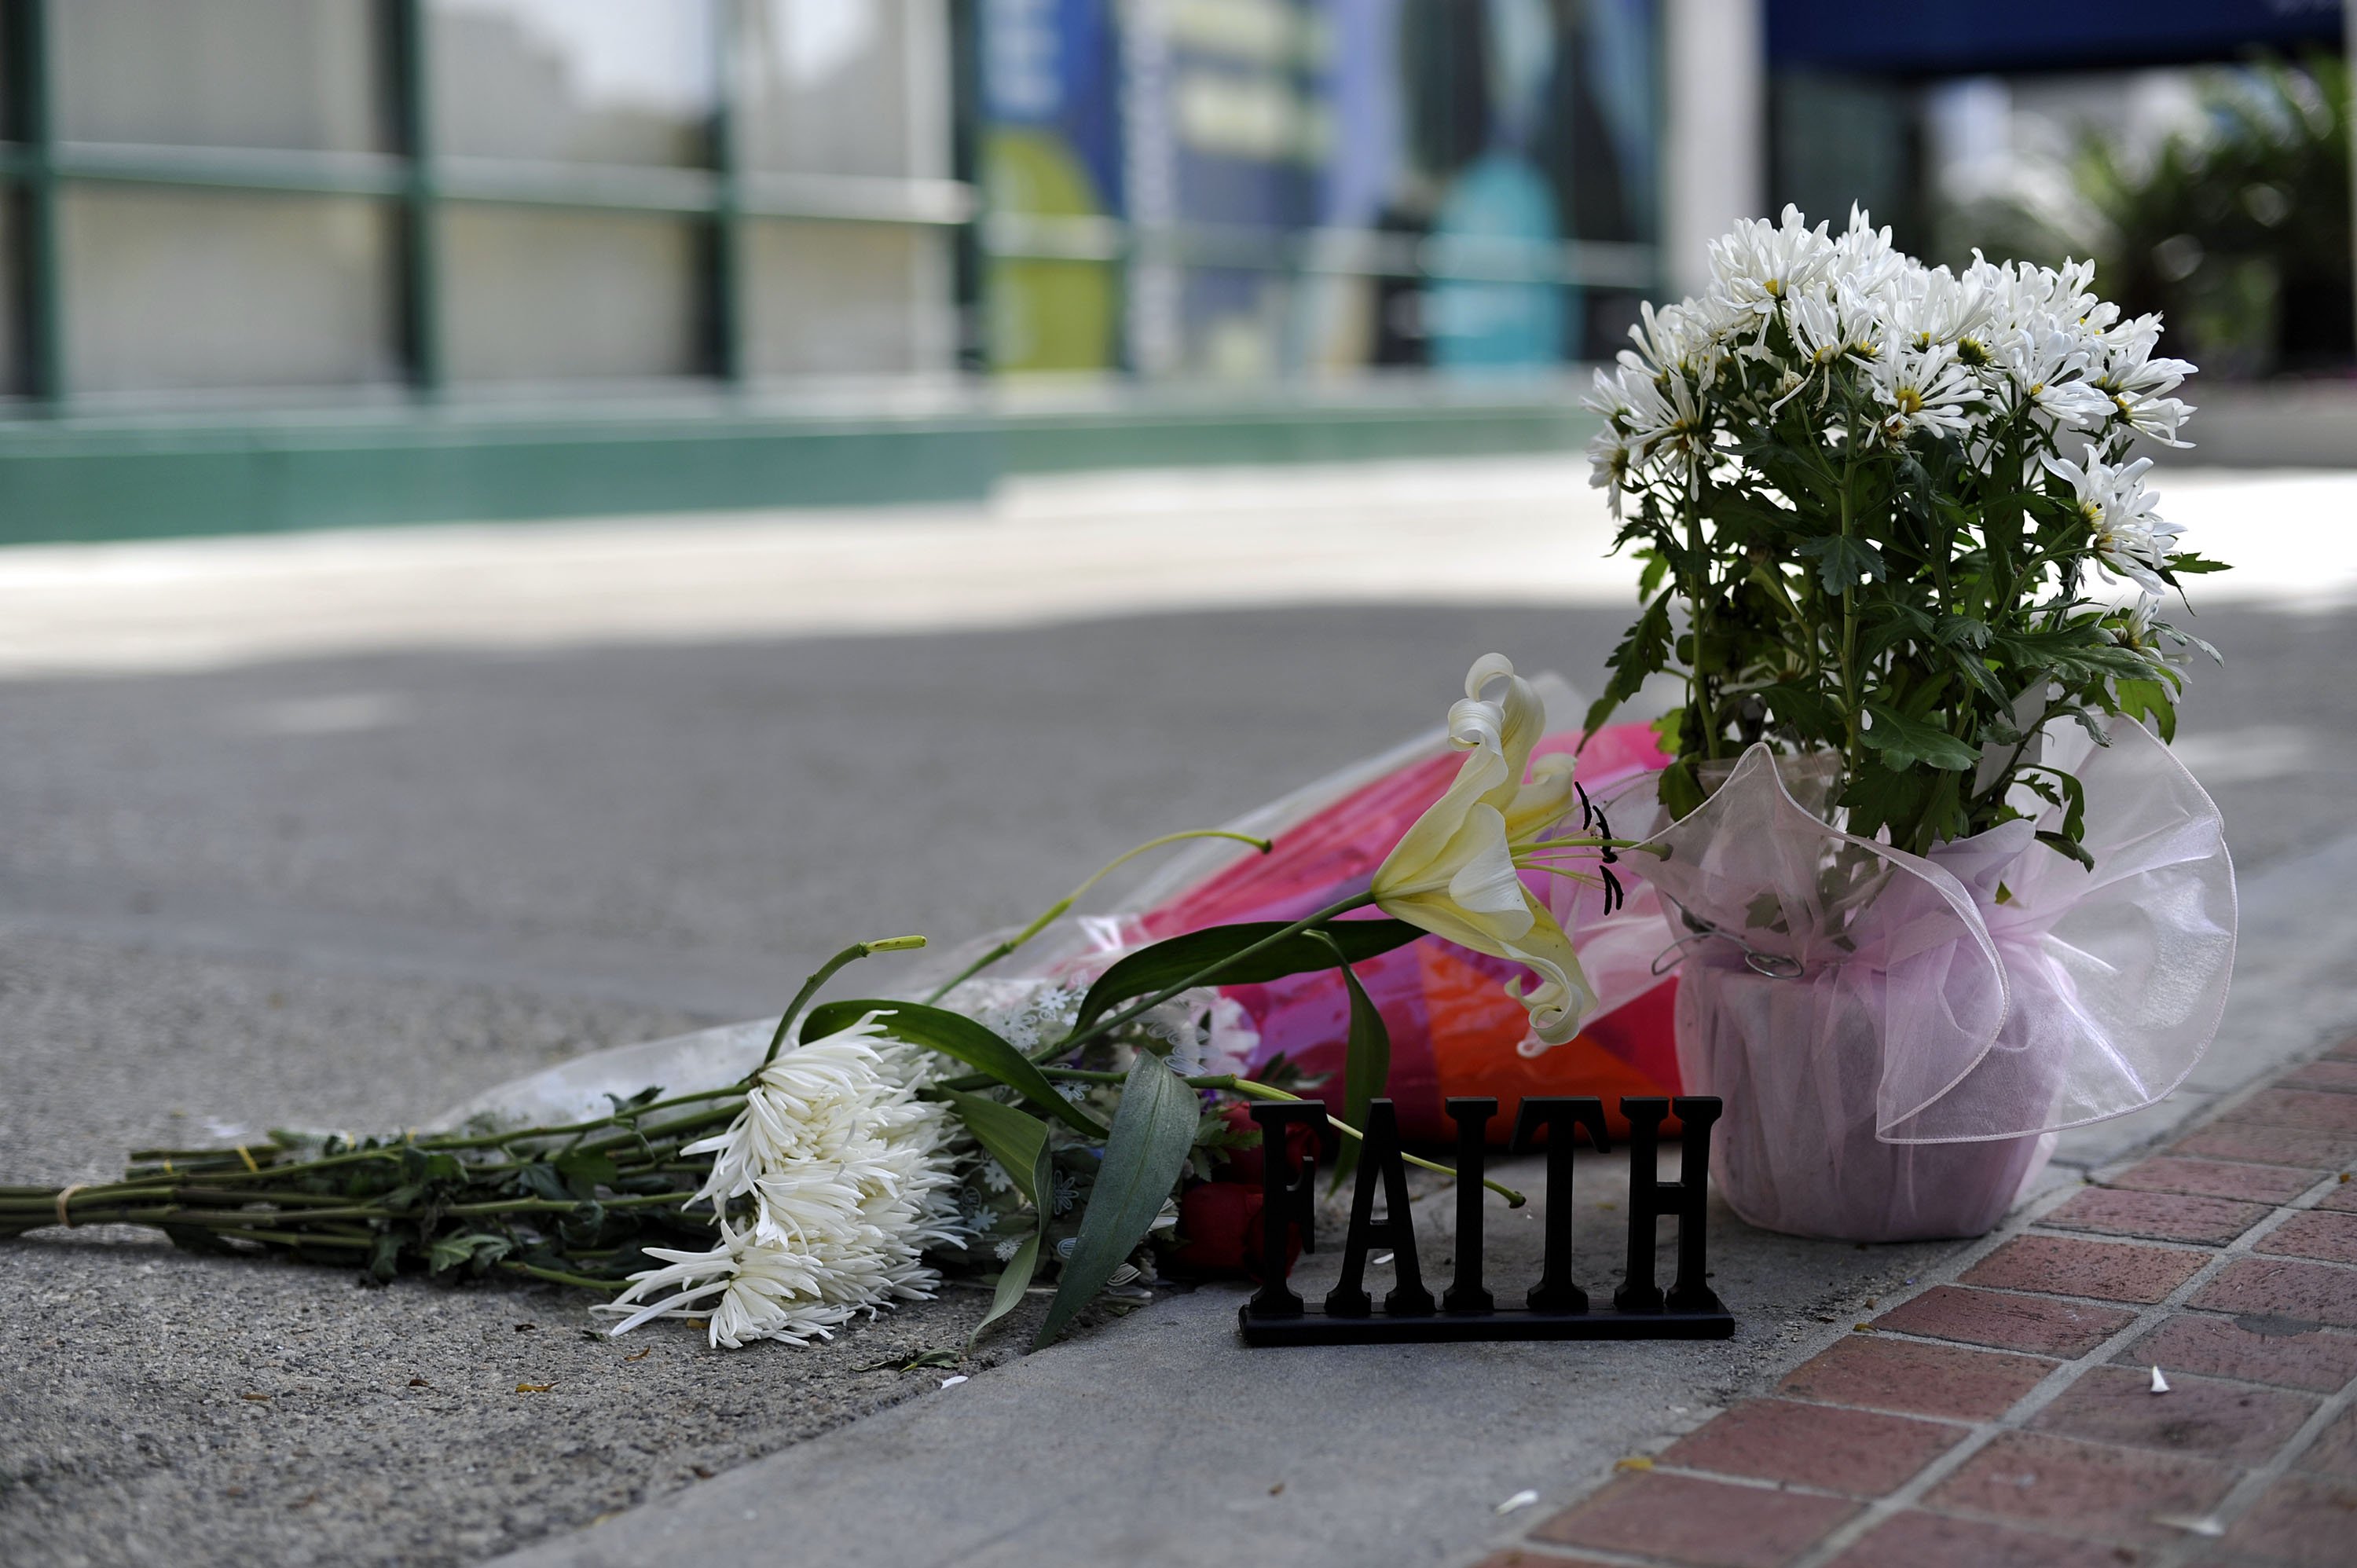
2, 506, 2352, 1565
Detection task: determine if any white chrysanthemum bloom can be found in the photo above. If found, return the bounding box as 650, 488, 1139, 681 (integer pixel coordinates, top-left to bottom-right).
1866, 343, 1977, 444
2104, 595, 2167, 657
1788, 278, 1879, 368
2094, 315, 2195, 446
1996, 328, 2113, 430
1707, 204, 1835, 320
2044, 447, 2181, 595
597, 1222, 857, 1349
1893, 264, 1996, 355
1829, 205, 1906, 298
1613, 369, 1714, 467
603, 1011, 961, 1349
1622, 297, 1732, 382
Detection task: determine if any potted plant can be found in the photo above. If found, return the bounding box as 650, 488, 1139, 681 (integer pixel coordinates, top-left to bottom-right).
1574, 207, 2239, 1241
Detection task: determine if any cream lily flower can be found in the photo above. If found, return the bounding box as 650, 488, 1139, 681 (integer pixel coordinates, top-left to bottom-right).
1371, 655, 1600, 1050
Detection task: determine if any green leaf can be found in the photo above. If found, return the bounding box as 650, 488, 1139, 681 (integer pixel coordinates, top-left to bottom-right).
515, 1163, 572, 1204
1657, 758, 1706, 820
1312, 932, 1391, 1192
970, 1230, 1041, 1346
1860, 702, 1980, 771
1033, 1055, 1200, 1348
1071, 919, 1422, 1038
1793, 535, 1886, 595
1934, 613, 1992, 650
941, 1089, 1051, 1208
1841, 760, 1924, 840
2036, 830, 2096, 870
1581, 588, 1675, 736
1757, 680, 1842, 738
2112, 678, 2177, 743
427, 1232, 511, 1276
552, 1149, 620, 1200
804, 998, 1107, 1138
2161, 551, 2231, 576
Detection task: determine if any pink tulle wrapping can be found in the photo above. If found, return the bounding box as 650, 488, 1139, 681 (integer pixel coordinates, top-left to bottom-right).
1610, 720, 2235, 1241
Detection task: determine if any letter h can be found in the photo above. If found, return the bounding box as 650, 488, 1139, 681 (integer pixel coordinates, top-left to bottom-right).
1615, 1096, 1724, 1314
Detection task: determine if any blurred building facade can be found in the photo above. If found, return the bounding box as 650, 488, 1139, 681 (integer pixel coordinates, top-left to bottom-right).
0, 1, 1662, 409
0, 0, 2344, 543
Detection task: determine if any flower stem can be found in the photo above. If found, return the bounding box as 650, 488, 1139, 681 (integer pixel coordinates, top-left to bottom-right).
761, 934, 930, 1070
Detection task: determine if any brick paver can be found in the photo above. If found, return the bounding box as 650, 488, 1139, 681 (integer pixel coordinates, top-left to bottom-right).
2295, 1405, 2357, 1478
2027, 1365, 2318, 1463
1960, 1233, 2210, 1302
1530, 1471, 1855, 1568
2172, 1122, 2357, 1168
1871, 1286, 2133, 1358
2216, 1475, 2357, 1566
1820, 1510, 2141, 1567
2040, 1187, 2266, 1245
1925, 1431, 2239, 1544
1777, 1335, 2054, 1420
2106, 1154, 2324, 1204
2223, 1086, 2357, 1134
2280, 1059, 2357, 1094
2119, 1311, 2357, 1393
1468, 1036, 2357, 1568
2189, 1256, 2357, 1327
2256, 1207, 2357, 1264
1655, 1398, 1967, 1497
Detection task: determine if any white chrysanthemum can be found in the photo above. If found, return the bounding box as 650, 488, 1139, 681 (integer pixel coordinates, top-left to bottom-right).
596, 1222, 883, 1349
604, 1012, 961, 1348
1829, 205, 1906, 298
1787, 278, 1879, 369
2094, 315, 2195, 446
1995, 328, 2113, 430
1891, 264, 1996, 354
1866, 343, 1977, 443
1707, 204, 1835, 320
1614, 368, 1714, 467
2044, 447, 2182, 596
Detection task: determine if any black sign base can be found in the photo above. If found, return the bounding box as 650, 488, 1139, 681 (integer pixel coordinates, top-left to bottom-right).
1238, 1303, 1734, 1346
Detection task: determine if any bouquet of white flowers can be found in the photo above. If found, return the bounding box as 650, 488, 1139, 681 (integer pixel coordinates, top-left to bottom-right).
1571, 207, 2238, 1241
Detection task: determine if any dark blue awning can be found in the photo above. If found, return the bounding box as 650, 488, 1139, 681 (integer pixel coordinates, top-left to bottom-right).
1767, 0, 2347, 75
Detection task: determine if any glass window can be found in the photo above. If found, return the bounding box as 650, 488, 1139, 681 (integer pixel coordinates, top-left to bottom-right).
743, 220, 953, 377
430, 0, 719, 167
53, 0, 386, 153
60, 189, 398, 394
738, 0, 951, 179
438, 206, 705, 383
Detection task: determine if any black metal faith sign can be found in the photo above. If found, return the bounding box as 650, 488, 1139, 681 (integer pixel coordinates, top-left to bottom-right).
1237, 1095, 1732, 1345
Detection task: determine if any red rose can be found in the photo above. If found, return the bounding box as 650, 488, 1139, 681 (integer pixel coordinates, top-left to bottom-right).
1212, 1102, 1320, 1187
1171, 1178, 1304, 1279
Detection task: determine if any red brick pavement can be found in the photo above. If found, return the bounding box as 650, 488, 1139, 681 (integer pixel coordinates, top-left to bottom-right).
1466, 1035, 2357, 1568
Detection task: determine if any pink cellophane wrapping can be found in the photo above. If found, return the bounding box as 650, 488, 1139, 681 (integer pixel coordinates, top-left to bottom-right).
1605, 719, 2235, 1241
